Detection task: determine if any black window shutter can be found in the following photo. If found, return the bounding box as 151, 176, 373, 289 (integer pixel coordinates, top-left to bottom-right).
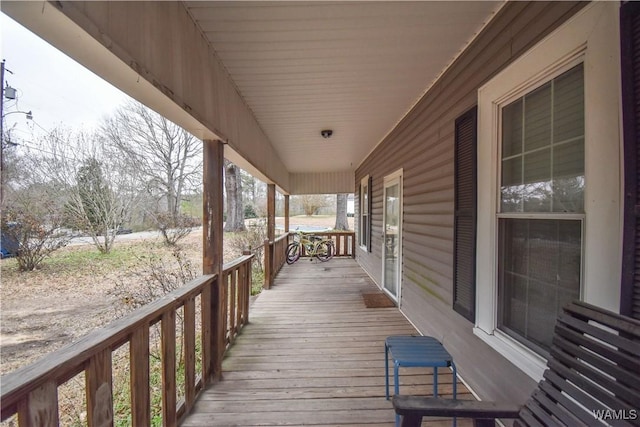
453, 107, 477, 322
621, 1, 640, 319
358, 182, 363, 247
367, 175, 373, 253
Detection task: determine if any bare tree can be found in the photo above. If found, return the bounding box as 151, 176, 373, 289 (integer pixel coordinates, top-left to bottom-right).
241, 169, 257, 205
334, 194, 350, 230
224, 160, 245, 232
31, 128, 136, 253
298, 194, 329, 216
102, 101, 202, 224
240, 169, 259, 218
66, 157, 124, 253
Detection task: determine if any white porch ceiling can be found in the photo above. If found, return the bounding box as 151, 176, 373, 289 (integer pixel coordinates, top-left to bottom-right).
184, 1, 502, 174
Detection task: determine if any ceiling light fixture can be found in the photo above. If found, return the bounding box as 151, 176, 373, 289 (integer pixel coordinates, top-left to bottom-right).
321, 129, 333, 138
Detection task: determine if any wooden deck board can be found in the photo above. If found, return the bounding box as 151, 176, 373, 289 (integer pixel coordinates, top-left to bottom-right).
181, 259, 474, 426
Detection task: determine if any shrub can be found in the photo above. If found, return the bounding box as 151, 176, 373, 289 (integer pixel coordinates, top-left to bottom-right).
112, 247, 197, 312
227, 218, 266, 271
1, 205, 70, 271
244, 204, 258, 219
154, 212, 200, 246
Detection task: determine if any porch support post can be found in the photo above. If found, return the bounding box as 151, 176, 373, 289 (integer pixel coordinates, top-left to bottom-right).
264, 238, 272, 290
263, 183, 276, 289
267, 184, 276, 242
202, 139, 224, 382
284, 195, 290, 233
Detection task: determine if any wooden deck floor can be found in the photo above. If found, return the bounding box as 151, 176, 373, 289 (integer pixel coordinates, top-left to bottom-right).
181, 258, 474, 426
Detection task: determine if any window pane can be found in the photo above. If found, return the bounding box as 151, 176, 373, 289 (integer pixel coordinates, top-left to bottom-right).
524, 82, 551, 151
360, 182, 369, 247
361, 215, 368, 247
552, 139, 584, 212
501, 157, 522, 212
501, 273, 528, 335
362, 184, 368, 214
558, 222, 582, 284
554, 64, 584, 143
523, 148, 551, 184
500, 219, 527, 275
502, 157, 522, 187
523, 148, 551, 212
527, 221, 558, 283
502, 99, 523, 157
499, 219, 581, 352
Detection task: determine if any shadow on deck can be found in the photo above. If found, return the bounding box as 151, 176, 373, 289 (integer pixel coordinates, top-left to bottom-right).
181, 258, 474, 426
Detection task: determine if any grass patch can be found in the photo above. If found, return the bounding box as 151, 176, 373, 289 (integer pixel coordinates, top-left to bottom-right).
47, 245, 144, 270
1, 239, 184, 277
251, 269, 264, 295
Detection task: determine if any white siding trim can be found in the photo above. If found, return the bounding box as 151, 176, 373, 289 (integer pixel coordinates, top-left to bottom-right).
476, 2, 622, 380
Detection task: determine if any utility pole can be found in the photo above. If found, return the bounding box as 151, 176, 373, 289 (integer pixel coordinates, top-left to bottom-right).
1, 59, 7, 208
0, 60, 30, 209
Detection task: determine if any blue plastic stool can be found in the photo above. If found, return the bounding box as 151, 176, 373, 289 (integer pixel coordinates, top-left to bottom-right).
385, 335, 457, 426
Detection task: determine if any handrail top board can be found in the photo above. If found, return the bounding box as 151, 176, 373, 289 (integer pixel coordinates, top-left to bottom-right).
223, 253, 254, 271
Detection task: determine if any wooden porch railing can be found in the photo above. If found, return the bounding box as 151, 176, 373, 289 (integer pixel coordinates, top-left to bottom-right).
301, 231, 356, 258
264, 233, 289, 289
263, 231, 356, 289
0, 253, 254, 426
221, 254, 253, 348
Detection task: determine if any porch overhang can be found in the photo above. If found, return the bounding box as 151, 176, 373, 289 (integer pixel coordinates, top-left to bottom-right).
1, 0, 501, 195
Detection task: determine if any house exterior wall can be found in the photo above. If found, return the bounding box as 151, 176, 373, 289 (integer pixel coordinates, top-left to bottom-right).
355, 1, 588, 404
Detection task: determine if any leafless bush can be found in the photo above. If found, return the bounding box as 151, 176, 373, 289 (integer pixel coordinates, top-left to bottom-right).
227, 217, 267, 271
111, 247, 198, 315
1, 204, 70, 271
154, 212, 200, 246
226, 218, 267, 294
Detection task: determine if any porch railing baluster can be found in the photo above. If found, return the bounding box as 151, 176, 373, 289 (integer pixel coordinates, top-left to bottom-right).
161, 310, 177, 426
130, 327, 150, 427
86, 348, 114, 427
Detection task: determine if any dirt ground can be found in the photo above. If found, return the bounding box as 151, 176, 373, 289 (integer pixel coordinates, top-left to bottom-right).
0, 216, 352, 376
0, 231, 203, 375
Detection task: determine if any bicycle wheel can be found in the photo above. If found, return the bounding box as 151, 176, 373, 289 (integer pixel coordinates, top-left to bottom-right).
286, 243, 301, 264
315, 240, 334, 262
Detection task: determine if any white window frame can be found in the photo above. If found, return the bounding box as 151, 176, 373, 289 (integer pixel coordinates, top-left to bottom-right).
474, 2, 622, 380
359, 175, 370, 250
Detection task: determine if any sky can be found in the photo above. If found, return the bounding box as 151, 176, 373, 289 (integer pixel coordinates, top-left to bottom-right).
1, 12, 130, 144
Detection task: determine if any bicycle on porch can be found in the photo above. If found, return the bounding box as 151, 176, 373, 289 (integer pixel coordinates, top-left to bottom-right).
285, 229, 335, 264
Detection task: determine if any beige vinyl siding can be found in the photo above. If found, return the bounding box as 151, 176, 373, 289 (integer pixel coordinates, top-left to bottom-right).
355, 1, 586, 405
289, 171, 355, 195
